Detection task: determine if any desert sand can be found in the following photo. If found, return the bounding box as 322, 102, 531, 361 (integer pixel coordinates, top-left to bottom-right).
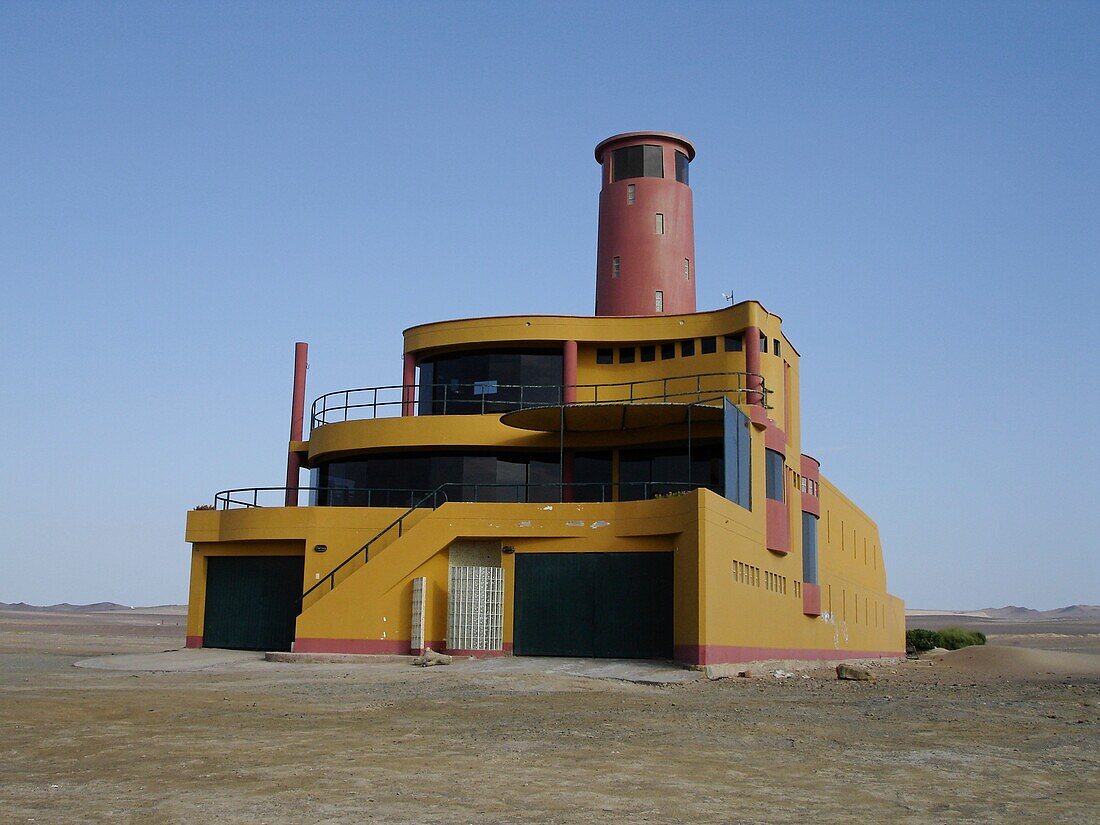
1, 606, 1098, 824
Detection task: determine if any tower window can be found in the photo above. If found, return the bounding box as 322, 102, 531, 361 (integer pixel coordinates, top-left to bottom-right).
596, 348, 613, 365
759, 331, 768, 353
640, 345, 655, 362
701, 336, 716, 354
684, 258, 690, 280
773, 339, 781, 357
655, 213, 665, 235
661, 342, 675, 359
612, 144, 664, 181
675, 150, 690, 185
627, 184, 635, 204
724, 334, 743, 352
680, 339, 695, 357
619, 347, 635, 364
612, 256, 620, 278
655, 291, 664, 313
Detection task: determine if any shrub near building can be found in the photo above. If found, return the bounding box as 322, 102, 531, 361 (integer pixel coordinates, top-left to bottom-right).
906, 627, 986, 652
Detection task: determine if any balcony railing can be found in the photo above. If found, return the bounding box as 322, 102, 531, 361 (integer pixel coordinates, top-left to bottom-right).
210, 482, 710, 511
310, 371, 769, 429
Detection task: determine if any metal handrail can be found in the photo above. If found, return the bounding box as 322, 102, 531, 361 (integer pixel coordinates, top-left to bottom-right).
298, 480, 706, 606
211, 486, 443, 511
310, 371, 771, 429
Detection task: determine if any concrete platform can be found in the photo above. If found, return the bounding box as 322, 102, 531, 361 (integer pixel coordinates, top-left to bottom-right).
461, 656, 703, 685
74, 648, 263, 671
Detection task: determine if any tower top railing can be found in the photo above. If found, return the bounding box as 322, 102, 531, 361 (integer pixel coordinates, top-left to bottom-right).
310, 371, 770, 430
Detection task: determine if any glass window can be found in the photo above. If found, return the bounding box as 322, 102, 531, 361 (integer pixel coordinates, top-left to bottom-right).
774, 339, 782, 357
675, 150, 689, 184
627, 184, 635, 204
802, 513, 819, 584
612, 144, 664, 181
573, 450, 612, 502
700, 336, 717, 354
759, 331, 768, 354
418, 349, 563, 415
661, 342, 676, 360
684, 258, 690, 280
655, 213, 665, 234
724, 334, 742, 352
619, 347, 635, 364
723, 400, 751, 510
596, 348, 613, 365
765, 449, 785, 502
612, 256, 620, 278
680, 339, 695, 357
640, 345, 656, 362
619, 443, 724, 501
655, 290, 664, 312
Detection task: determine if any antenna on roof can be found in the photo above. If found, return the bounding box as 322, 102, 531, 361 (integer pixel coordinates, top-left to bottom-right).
721, 291, 734, 304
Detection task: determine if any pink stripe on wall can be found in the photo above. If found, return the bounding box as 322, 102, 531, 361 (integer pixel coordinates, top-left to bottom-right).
185, 635, 203, 648
766, 497, 790, 554
802, 583, 822, 616
295, 638, 515, 656
673, 644, 902, 666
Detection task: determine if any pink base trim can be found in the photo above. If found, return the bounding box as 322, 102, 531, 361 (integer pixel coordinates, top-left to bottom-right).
673, 644, 903, 666
185, 635, 203, 648
446, 649, 508, 658
296, 638, 515, 657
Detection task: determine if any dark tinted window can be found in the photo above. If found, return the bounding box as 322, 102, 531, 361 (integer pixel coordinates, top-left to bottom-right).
723, 400, 751, 510
680, 339, 695, 357
802, 513, 819, 584
573, 451, 613, 502
619, 443, 723, 501
619, 347, 635, 364
701, 336, 717, 354
661, 342, 676, 359
318, 452, 561, 506
759, 331, 768, 353
774, 339, 782, 357
724, 334, 743, 352
765, 449, 785, 502
418, 348, 563, 414
612, 144, 664, 181
640, 345, 656, 362
675, 151, 689, 184
596, 348, 613, 365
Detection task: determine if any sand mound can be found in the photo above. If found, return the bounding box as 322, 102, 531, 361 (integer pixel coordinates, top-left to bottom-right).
938, 645, 1100, 677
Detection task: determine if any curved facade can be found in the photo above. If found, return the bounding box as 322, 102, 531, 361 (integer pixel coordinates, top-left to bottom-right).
184, 132, 905, 666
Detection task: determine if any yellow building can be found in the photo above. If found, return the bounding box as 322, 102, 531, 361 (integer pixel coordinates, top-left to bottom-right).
185, 132, 904, 665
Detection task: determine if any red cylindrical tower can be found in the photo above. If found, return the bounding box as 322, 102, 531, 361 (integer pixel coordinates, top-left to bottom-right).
594, 131, 697, 316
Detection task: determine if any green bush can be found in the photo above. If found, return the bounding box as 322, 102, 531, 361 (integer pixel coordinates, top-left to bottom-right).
906, 628, 939, 652
934, 627, 987, 650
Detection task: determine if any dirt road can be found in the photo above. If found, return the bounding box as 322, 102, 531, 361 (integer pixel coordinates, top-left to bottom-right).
1, 609, 1097, 823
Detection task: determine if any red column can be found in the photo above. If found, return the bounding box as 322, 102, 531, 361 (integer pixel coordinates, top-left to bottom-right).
284, 342, 308, 507
402, 352, 416, 416
744, 325, 763, 406
563, 340, 578, 403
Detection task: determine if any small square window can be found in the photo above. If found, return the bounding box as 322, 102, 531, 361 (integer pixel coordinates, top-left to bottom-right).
596, 348, 613, 365
655, 213, 665, 235
619, 347, 635, 364
640, 345, 655, 362
661, 342, 676, 359
612, 256, 620, 278
724, 333, 742, 352
627, 184, 635, 204
700, 336, 716, 354
759, 331, 768, 353
680, 339, 695, 357
774, 339, 781, 357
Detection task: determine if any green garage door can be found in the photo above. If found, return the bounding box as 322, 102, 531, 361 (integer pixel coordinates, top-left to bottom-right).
203, 555, 304, 652
513, 552, 673, 659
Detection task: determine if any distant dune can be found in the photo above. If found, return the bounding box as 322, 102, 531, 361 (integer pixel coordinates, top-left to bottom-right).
907, 605, 1100, 621
936, 645, 1100, 677
0, 602, 187, 614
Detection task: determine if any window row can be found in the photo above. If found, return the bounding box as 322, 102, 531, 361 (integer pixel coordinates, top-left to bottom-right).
799, 476, 819, 497
759, 332, 783, 358
610, 255, 690, 278
611, 144, 690, 184
732, 560, 790, 596
765, 571, 788, 595
595, 333, 743, 365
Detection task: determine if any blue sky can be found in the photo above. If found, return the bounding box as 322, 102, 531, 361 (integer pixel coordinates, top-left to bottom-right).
1, 2, 1097, 609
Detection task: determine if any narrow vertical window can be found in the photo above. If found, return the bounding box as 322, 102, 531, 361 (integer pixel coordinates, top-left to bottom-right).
655, 213, 665, 234
684, 258, 690, 280
612, 256, 620, 278
759, 331, 768, 353
655, 290, 664, 312
627, 184, 635, 204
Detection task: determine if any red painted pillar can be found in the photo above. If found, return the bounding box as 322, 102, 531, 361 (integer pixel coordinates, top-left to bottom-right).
744, 326, 763, 406
284, 342, 308, 507
562, 340, 577, 501
402, 352, 416, 416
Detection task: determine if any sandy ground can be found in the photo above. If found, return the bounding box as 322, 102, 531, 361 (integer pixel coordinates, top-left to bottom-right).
1, 609, 1098, 824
